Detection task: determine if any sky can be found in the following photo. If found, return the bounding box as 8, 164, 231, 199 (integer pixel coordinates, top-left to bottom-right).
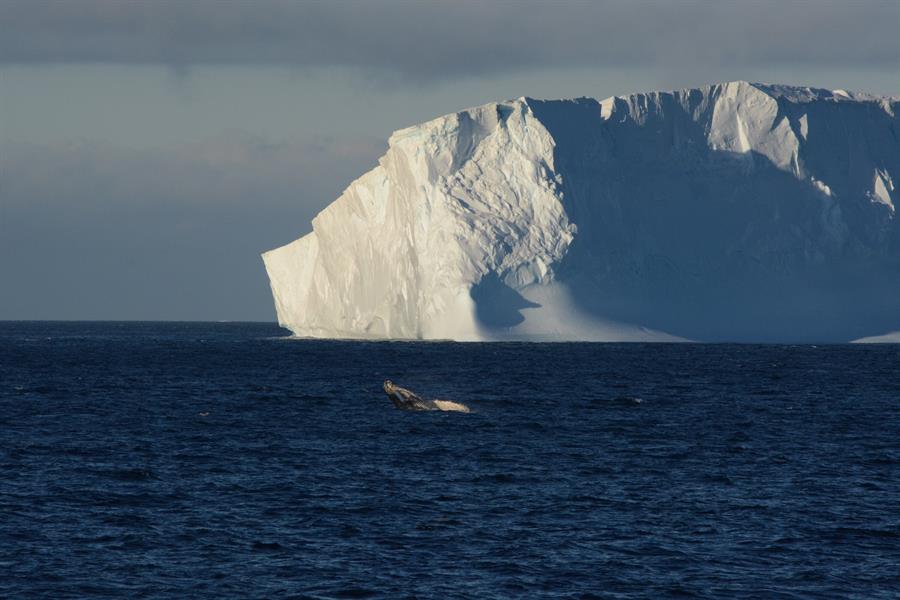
2, 0, 899, 321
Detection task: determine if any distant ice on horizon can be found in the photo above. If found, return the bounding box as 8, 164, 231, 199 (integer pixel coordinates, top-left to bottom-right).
852, 331, 900, 344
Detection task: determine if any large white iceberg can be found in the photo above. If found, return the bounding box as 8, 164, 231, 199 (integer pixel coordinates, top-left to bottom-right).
263, 82, 900, 342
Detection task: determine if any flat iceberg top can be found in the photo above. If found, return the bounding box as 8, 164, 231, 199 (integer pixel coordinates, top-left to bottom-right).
589, 80, 895, 106
530, 80, 896, 108
264, 81, 900, 343
748, 82, 896, 103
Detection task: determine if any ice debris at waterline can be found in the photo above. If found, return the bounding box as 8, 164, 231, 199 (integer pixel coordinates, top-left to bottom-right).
263, 81, 900, 342
383, 380, 470, 413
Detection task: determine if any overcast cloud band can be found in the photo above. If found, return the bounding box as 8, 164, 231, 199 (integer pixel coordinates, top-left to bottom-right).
1, 0, 898, 81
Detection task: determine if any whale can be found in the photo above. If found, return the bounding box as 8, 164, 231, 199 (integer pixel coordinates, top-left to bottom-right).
383, 380, 470, 413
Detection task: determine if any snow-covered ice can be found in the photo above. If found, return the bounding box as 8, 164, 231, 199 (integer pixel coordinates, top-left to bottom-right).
263, 82, 900, 342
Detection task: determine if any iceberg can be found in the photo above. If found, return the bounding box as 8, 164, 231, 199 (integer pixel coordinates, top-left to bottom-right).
263, 82, 900, 342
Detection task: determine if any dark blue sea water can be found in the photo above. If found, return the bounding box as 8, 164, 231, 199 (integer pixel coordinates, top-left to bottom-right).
2, 322, 900, 599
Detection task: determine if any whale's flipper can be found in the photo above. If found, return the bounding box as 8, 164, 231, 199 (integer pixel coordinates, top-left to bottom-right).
383, 380, 469, 413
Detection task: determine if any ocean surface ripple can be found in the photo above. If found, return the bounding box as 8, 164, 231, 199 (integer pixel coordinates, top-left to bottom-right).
2, 322, 899, 598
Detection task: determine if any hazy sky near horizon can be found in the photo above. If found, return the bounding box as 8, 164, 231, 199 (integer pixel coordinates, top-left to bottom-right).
2, 0, 899, 320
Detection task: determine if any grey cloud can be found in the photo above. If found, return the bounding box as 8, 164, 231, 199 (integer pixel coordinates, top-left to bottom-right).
1, 1, 897, 81
0, 135, 384, 320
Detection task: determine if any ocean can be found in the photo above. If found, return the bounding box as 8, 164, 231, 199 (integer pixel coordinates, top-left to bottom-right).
2, 321, 899, 598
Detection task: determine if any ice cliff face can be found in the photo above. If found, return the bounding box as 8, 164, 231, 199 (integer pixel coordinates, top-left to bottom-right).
263, 81, 900, 342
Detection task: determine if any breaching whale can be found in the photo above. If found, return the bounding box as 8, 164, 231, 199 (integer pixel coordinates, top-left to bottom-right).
383, 380, 470, 413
